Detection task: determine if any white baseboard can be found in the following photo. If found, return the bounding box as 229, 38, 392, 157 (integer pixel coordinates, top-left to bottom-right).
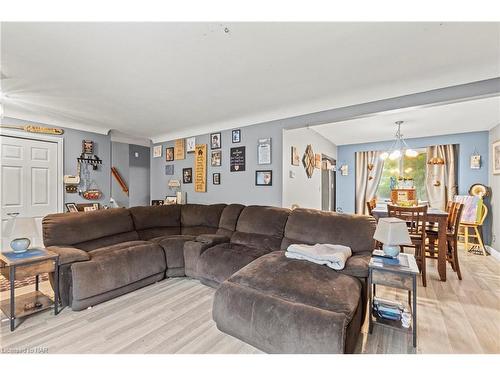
485, 245, 500, 261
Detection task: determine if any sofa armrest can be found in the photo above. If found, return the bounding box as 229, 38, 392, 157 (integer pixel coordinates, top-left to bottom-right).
195, 234, 230, 246
337, 251, 371, 279
184, 238, 222, 278
46, 246, 90, 265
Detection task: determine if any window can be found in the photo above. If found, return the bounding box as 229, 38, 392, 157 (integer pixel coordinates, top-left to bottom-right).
376, 149, 427, 202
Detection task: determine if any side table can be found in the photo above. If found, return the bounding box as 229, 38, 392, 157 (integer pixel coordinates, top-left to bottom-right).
368, 252, 419, 347
0, 248, 60, 331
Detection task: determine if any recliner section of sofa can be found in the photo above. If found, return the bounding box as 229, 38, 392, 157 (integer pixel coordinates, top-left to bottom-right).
195, 205, 290, 287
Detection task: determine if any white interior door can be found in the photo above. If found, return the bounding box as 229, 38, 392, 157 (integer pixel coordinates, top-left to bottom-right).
1, 135, 60, 247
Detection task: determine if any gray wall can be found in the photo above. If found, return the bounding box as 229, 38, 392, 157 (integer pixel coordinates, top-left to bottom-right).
3, 117, 111, 207
151, 122, 284, 206
111, 142, 150, 207
129, 144, 150, 207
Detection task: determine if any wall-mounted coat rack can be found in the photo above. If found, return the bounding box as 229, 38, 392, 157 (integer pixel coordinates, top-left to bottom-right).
77, 154, 102, 170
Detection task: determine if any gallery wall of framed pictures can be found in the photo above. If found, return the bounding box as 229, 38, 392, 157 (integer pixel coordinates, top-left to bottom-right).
151, 125, 283, 205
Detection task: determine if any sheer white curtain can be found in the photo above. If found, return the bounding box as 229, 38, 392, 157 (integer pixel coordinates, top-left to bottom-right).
426, 144, 458, 210
355, 151, 385, 214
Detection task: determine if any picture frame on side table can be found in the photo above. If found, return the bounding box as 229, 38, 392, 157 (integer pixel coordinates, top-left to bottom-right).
213, 173, 221, 185
255, 170, 272, 186
211, 150, 221, 167
65, 203, 78, 212
151, 200, 165, 206
493, 139, 500, 175
210, 133, 221, 150
232, 129, 241, 143
165, 196, 178, 205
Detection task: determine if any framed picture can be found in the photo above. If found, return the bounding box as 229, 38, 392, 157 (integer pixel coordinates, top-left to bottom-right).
257, 138, 271, 165
153, 145, 162, 158
230, 146, 246, 172
213, 173, 221, 185
232, 129, 241, 143
291, 146, 299, 166
83, 206, 96, 212
211, 150, 222, 167
165, 147, 174, 161
493, 139, 500, 175
255, 170, 272, 186
470, 154, 481, 169
165, 196, 177, 205
186, 137, 196, 153
210, 133, 221, 149
92, 203, 100, 210
151, 200, 164, 206
82, 140, 94, 154
183, 167, 193, 183
65, 203, 78, 213
165, 165, 175, 175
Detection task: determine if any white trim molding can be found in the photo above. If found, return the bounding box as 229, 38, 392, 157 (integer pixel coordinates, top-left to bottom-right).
485, 246, 500, 262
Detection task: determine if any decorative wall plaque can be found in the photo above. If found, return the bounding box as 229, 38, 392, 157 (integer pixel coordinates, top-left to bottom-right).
302, 144, 315, 178
230, 146, 246, 172
194, 144, 207, 192
174, 139, 185, 160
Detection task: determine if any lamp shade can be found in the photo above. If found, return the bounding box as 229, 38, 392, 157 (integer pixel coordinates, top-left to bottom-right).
373, 217, 412, 245
4, 216, 40, 240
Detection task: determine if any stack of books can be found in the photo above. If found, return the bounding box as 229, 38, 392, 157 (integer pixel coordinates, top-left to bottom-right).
373, 297, 404, 321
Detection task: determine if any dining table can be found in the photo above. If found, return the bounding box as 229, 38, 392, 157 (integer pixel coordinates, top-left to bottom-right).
372, 206, 449, 282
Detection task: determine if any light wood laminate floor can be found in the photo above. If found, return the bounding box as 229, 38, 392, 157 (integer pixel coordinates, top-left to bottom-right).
1, 249, 499, 354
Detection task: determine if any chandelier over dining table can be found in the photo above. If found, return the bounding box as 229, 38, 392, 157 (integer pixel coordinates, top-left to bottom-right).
380, 121, 418, 160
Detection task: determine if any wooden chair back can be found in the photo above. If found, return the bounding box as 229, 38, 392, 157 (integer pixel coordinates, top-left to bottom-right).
448, 202, 464, 237
387, 204, 428, 238
366, 198, 377, 216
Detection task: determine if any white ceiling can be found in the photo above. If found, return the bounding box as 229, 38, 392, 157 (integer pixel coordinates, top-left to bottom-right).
312, 96, 500, 145
1, 22, 499, 142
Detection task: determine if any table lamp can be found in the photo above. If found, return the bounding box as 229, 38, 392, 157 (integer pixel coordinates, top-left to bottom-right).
373, 217, 412, 258
5, 215, 39, 253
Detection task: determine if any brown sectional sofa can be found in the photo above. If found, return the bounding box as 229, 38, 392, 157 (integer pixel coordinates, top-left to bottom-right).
42, 203, 376, 353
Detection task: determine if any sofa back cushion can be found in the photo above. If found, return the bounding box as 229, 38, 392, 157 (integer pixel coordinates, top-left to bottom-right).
43, 208, 139, 250
216, 204, 245, 237
231, 206, 290, 251
181, 204, 226, 235
281, 208, 376, 253
129, 205, 181, 240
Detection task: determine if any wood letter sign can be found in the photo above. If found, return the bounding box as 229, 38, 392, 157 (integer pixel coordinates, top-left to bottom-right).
174, 139, 185, 160
194, 144, 207, 192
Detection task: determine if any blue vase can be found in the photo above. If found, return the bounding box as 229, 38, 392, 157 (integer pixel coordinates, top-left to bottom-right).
10, 238, 30, 253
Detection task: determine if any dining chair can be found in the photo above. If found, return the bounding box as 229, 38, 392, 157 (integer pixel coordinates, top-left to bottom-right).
366, 198, 377, 216
387, 204, 428, 287
427, 202, 464, 280
458, 204, 488, 256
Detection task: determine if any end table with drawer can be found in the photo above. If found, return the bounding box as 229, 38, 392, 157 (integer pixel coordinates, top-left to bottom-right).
0, 248, 60, 331
368, 252, 419, 347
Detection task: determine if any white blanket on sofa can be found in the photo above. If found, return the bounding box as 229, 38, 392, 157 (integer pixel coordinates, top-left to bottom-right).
285, 243, 352, 270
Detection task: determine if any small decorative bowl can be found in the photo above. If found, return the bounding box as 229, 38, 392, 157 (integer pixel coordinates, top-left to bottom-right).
10, 238, 31, 253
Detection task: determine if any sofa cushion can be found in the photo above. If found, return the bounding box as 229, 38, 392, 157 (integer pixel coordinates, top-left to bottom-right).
281, 208, 377, 254
213, 251, 362, 353
337, 251, 371, 278
129, 205, 181, 240
216, 204, 245, 237
42, 208, 138, 250
181, 204, 226, 235
231, 206, 290, 251
71, 241, 166, 301
196, 243, 269, 286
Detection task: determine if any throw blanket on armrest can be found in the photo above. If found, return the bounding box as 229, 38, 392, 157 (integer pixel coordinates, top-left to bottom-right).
285, 243, 352, 270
